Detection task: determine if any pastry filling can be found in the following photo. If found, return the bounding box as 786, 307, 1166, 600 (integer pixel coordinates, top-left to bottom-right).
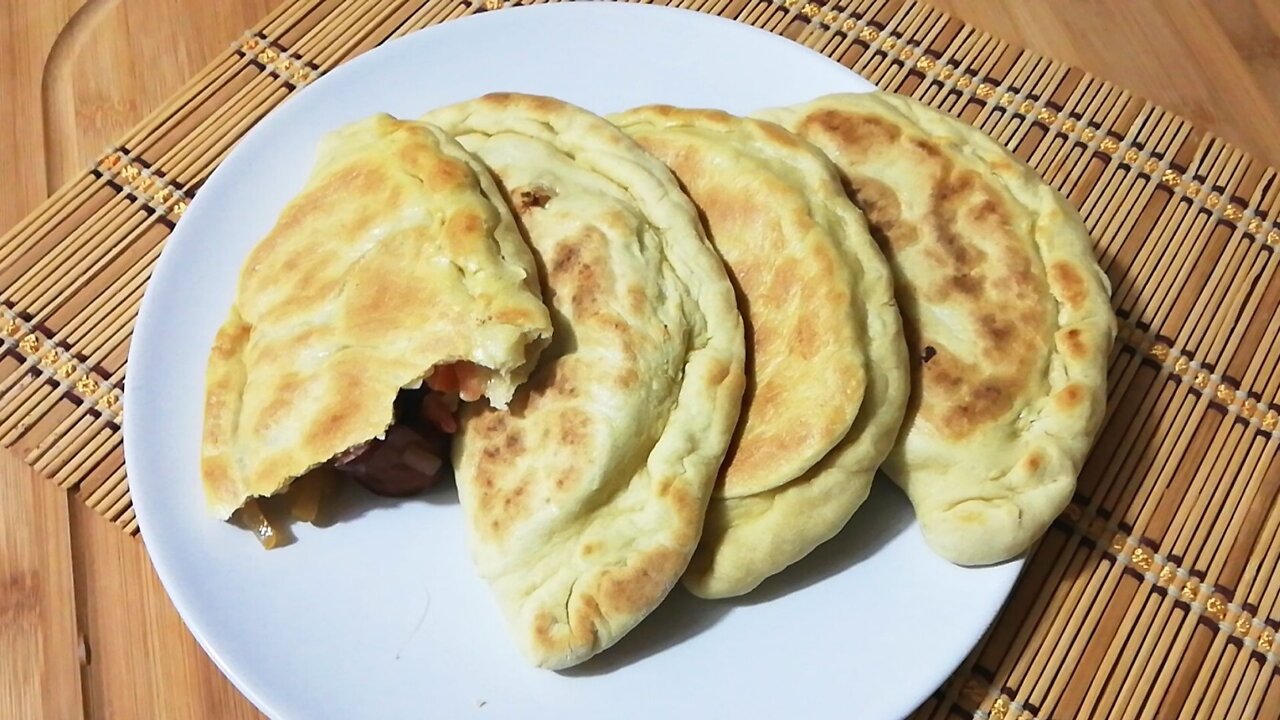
330, 360, 490, 494
239, 361, 487, 547
328, 391, 451, 496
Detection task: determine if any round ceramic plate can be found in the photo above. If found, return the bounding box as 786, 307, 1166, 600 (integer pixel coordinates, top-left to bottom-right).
125, 4, 1022, 719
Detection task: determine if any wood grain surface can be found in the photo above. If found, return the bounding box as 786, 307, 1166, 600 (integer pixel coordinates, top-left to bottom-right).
1, 1, 1277, 717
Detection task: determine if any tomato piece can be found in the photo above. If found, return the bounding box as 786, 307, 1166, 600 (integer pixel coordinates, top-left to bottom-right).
425, 364, 457, 394
454, 362, 487, 402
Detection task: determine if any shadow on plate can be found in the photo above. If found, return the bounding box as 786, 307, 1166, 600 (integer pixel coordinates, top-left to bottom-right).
560, 584, 733, 677
563, 477, 913, 675
725, 477, 914, 606
315, 471, 459, 527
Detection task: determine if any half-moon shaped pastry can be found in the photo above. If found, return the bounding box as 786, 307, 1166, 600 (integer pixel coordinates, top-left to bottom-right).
202, 114, 552, 520
762, 92, 1114, 565
425, 94, 746, 668
614, 106, 907, 597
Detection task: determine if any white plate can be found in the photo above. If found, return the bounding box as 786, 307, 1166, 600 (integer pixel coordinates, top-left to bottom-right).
125, 4, 1021, 719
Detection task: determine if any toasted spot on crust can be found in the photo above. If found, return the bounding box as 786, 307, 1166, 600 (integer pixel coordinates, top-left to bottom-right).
1024, 451, 1043, 473
812, 113, 1056, 444
1055, 383, 1085, 410
491, 92, 563, 116
946, 272, 985, 298
911, 163, 1054, 440
502, 430, 525, 455
415, 153, 473, 194
1049, 261, 1088, 308
924, 351, 1020, 439
531, 610, 556, 644
1061, 327, 1090, 360
626, 285, 648, 315
848, 177, 919, 252
977, 313, 1017, 350
513, 184, 555, 213
559, 409, 588, 448
443, 210, 486, 250
757, 118, 802, 148
549, 228, 614, 318
803, 109, 903, 153
615, 366, 640, 389
597, 546, 685, 615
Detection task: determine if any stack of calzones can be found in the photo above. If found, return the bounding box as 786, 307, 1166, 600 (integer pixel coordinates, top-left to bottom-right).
202, 91, 1113, 669
424, 94, 747, 668
611, 106, 908, 598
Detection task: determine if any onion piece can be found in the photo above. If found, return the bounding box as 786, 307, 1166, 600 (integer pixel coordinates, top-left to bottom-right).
287, 466, 339, 523
403, 446, 443, 477
239, 499, 282, 549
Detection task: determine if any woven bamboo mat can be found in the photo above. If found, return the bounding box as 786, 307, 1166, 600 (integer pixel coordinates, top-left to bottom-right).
3, 0, 1279, 716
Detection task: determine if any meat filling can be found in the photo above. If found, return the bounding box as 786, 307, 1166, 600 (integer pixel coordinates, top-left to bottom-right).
323, 362, 484, 497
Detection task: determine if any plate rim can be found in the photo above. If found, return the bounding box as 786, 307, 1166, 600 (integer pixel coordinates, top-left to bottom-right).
124, 4, 1023, 719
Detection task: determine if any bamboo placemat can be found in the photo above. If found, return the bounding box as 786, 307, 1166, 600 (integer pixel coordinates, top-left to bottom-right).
3, 0, 1278, 716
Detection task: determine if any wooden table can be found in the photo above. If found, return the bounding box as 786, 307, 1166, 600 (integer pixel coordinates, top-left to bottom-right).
2, 1, 1278, 716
